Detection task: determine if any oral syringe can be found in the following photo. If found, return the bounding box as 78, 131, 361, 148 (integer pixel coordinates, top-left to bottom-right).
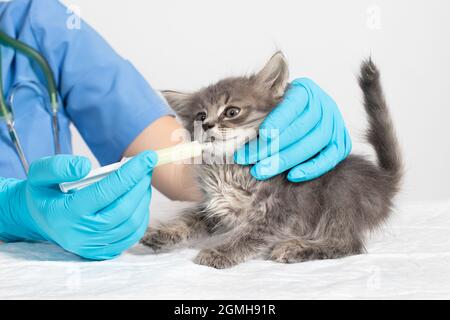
59, 141, 211, 193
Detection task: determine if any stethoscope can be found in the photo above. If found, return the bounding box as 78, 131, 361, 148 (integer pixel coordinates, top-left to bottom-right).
0, 30, 60, 173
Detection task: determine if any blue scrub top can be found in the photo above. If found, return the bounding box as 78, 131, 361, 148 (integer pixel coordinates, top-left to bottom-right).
0, 0, 173, 179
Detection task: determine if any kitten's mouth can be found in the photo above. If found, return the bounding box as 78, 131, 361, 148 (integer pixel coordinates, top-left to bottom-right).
203, 134, 231, 144
203, 128, 257, 144
199, 128, 258, 160
203, 134, 247, 146
202, 132, 257, 158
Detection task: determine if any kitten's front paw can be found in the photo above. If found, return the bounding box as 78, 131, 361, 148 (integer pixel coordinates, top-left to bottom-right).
194, 249, 237, 269
140, 227, 184, 252
269, 239, 311, 263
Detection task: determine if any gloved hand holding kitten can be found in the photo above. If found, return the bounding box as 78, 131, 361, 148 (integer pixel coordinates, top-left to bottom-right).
235, 78, 352, 182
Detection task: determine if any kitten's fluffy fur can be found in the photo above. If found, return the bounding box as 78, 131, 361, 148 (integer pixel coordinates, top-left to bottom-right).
141, 52, 402, 269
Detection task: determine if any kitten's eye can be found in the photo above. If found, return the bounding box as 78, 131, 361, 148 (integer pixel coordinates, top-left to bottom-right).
224, 106, 241, 118
195, 112, 207, 122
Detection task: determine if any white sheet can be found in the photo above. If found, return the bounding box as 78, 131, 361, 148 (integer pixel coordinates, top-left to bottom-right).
1, 195, 450, 300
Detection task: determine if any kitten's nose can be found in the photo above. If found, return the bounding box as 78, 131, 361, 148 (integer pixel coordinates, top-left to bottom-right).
202, 122, 215, 131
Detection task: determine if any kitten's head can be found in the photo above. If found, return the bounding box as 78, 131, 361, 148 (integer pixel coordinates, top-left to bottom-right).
163, 51, 289, 150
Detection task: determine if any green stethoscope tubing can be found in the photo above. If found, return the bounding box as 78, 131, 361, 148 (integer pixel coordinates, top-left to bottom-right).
0, 30, 61, 173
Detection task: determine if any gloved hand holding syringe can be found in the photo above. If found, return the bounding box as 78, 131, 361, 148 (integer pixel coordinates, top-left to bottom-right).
59, 141, 211, 193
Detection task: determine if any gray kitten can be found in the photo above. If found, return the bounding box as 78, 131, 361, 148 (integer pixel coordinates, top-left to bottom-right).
141, 52, 402, 269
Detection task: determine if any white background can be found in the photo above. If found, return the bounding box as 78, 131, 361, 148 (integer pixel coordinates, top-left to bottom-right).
62, 0, 450, 203
2, 1, 450, 300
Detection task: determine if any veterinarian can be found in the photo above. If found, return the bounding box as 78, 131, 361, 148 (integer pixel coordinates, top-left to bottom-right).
0, 0, 351, 260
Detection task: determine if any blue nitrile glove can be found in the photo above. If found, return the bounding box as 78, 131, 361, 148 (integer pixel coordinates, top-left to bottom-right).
235, 78, 352, 182
0, 151, 157, 260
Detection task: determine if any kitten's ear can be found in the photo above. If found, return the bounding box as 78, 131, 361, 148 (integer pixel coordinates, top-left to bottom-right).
162, 90, 192, 121
255, 51, 289, 98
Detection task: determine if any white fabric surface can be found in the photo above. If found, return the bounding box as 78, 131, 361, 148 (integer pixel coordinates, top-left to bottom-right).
1, 195, 450, 300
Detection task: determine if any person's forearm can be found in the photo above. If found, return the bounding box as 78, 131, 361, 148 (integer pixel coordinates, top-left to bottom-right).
124, 116, 202, 202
